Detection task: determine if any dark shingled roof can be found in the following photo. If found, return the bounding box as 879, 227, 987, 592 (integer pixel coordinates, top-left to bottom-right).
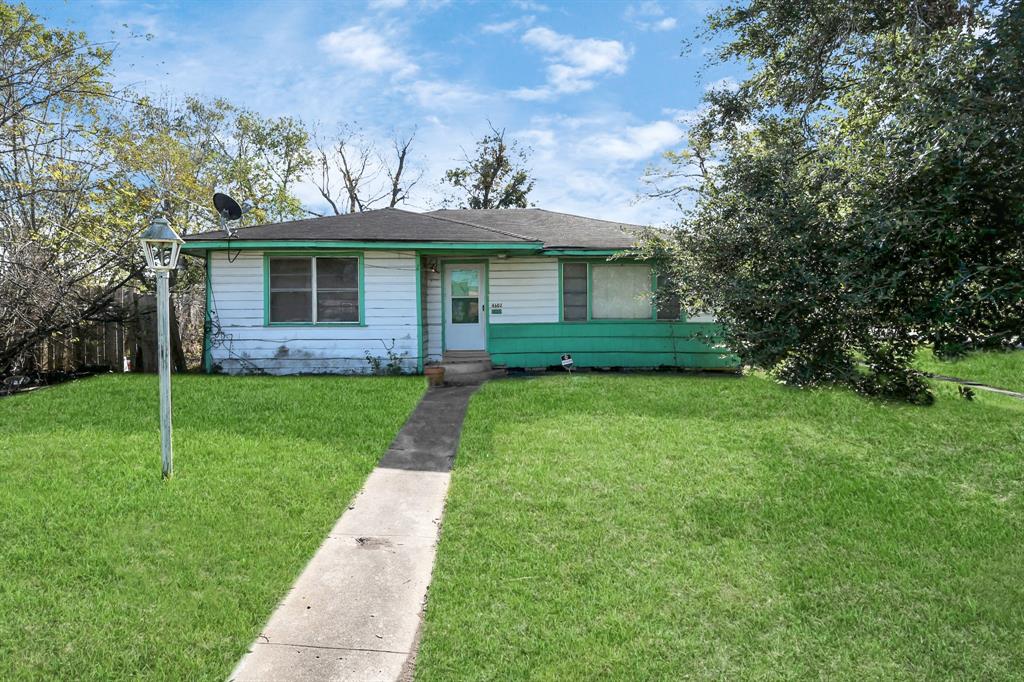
184, 207, 533, 243
184, 207, 644, 250
426, 208, 642, 249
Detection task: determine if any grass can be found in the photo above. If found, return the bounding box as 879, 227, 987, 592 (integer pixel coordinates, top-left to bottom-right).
0, 373, 423, 680
915, 347, 1024, 393
416, 373, 1024, 680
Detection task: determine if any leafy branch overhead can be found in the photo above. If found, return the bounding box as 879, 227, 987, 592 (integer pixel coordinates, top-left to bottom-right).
441, 124, 535, 209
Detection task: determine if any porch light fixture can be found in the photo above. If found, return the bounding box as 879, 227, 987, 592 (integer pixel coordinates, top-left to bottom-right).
139, 215, 183, 479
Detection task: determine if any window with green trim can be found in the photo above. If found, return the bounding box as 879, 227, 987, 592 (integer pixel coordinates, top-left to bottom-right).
268, 256, 359, 323
562, 261, 656, 321
591, 263, 651, 319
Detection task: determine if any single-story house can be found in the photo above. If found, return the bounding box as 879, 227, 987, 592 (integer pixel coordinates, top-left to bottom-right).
181, 208, 734, 375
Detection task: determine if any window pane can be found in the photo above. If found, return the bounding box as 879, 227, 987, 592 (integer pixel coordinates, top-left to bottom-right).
561, 262, 588, 321
452, 298, 479, 324
656, 274, 681, 320
317, 290, 359, 322
270, 291, 312, 322
450, 269, 479, 297
269, 257, 311, 290
592, 264, 651, 319
317, 257, 358, 290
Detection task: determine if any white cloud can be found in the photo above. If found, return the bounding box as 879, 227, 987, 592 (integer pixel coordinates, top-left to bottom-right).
624, 2, 678, 32
511, 27, 630, 100
318, 25, 418, 78
368, 0, 407, 9
586, 120, 682, 161
403, 79, 488, 111
511, 0, 549, 11
481, 16, 535, 34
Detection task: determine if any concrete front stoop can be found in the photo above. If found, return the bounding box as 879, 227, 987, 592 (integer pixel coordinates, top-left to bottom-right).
230, 384, 480, 682
434, 351, 505, 386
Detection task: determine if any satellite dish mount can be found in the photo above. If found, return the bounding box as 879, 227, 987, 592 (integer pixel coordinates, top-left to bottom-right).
213, 192, 251, 237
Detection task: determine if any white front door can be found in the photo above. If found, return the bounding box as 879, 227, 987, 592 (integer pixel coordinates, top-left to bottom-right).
444, 264, 486, 350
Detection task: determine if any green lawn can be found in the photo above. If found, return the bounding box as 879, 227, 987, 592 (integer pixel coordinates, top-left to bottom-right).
417, 374, 1024, 680
916, 347, 1024, 393
0, 373, 422, 680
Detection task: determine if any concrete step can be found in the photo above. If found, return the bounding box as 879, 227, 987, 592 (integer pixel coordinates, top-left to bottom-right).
443, 368, 506, 386
441, 360, 492, 375
440, 351, 492, 374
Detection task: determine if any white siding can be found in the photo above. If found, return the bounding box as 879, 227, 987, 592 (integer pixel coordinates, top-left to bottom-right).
207, 250, 419, 374
487, 257, 559, 324
425, 267, 442, 363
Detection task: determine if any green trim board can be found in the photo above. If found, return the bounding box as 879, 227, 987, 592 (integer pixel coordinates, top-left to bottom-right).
203, 250, 212, 374
543, 249, 622, 256
415, 254, 424, 373
183, 240, 542, 251
488, 321, 737, 369
262, 251, 366, 327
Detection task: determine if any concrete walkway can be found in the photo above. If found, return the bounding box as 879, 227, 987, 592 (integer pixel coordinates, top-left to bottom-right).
230, 384, 479, 681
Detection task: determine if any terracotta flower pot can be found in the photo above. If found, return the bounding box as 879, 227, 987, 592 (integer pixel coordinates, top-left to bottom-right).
424, 366, 445, 387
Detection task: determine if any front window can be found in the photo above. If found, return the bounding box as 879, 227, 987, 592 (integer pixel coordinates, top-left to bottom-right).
591, 264, 652, 319
561, 261, 657, 321
268, 255, 360, 324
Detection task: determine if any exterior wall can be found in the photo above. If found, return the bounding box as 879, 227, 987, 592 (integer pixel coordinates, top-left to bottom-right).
487, 321, 735, 369
424, 266, 442, 363
207, 249, 419, 374
421, 255, 734, 370
487, 257, 559, 324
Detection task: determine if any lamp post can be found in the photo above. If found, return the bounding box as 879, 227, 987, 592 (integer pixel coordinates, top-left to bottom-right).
139, 216, 183, 479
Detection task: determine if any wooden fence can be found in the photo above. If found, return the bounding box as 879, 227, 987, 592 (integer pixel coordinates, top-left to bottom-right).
24, 286, 204, 375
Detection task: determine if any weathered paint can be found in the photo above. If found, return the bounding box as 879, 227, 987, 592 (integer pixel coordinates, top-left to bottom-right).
207, 250, 419, 374
487, 321, 737, 369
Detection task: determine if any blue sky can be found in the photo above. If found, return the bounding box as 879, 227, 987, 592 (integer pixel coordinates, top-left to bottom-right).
29, 0, 737, 225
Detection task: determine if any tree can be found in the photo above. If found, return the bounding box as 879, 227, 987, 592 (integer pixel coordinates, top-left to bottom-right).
640, 0, 1024, 402
0, 2, 316, 375
110, 96, 313, 369
307, 125, 421, 215
441, 124, 534, 209
0, 2, 140, 375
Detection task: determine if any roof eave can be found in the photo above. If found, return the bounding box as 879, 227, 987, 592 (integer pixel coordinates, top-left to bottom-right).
181, 239, 543, 251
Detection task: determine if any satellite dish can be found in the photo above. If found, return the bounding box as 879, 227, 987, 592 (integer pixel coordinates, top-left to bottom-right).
213, 192, 243, 221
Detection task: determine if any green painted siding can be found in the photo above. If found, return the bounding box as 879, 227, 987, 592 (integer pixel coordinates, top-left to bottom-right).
488, 321, 738, 369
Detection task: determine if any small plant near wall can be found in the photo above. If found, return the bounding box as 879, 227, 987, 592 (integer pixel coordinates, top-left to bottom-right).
364, 339, 408, 375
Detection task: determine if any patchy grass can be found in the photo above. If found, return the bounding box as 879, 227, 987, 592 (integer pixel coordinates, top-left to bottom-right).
417, 374, 1024, 680
916, 347, 1024, 393
0, 374, 422, 680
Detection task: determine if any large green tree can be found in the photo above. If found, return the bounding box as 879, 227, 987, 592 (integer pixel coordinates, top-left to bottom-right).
642, 0, 1024, 401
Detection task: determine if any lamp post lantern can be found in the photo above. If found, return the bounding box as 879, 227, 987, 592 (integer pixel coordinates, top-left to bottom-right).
139, 216, 183, 479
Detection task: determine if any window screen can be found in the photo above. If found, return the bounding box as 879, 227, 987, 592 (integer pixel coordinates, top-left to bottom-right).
268, 256, 359, 324
316, 257, 359, 322
269, 257, 312, 322
561, 262, 588, 321
591, 264, 652, 320
655, 273, 682, 320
